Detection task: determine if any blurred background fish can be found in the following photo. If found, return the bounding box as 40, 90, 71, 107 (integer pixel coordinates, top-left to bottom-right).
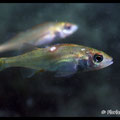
0, 22, 78, 53
0, 44, 113, 78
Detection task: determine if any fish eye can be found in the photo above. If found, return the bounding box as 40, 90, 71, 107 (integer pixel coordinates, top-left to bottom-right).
64, 24, 71, 30
93, 54, 103, 63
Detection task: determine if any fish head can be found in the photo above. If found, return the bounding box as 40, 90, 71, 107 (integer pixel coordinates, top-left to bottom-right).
54, 22, 78, 38
77, 47, 113, 72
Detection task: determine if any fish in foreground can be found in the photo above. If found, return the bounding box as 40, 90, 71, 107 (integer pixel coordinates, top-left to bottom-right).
0, 44, 113, 77
0, 22, 78, 53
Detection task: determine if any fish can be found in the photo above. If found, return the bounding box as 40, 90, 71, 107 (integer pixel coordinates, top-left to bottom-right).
0, 44, 113, 77
0, 22, 78, 53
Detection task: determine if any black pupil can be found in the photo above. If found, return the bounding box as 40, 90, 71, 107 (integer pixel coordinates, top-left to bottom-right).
93, 54, 103, 63
65, 25, 71, 30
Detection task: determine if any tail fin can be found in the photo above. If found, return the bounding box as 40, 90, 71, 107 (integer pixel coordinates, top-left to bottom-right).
0, 58, 5, 71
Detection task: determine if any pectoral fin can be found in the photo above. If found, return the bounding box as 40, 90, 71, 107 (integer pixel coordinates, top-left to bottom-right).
55, 62, 77, 77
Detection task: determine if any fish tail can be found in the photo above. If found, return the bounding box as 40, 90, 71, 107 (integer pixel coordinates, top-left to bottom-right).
0, 58, 5, 71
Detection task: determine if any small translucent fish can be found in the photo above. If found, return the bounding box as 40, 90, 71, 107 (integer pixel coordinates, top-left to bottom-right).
0, 22, 78, 53
0, 44, 113, 77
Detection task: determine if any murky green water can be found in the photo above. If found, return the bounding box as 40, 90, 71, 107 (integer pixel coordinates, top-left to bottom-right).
0, 3, 119, 117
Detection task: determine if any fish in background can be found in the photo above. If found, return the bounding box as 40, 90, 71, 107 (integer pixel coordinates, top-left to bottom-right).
0, 44, 113, 78
0, 22, 78, 53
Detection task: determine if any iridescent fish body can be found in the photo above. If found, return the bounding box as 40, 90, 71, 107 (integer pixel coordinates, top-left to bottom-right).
0, 22, 78, 53
0, 44, 113, 77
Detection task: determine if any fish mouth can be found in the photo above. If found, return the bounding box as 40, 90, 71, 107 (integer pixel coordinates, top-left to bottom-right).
72, 25, 78, 32
104, 58, 113, 68
109, 60, 113, 65
99, 58, 113, 69
109, 58, 113, 65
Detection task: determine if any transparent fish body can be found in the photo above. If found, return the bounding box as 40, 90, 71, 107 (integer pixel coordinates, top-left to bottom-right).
0, 22, 78, 53
0, 44, 113, 77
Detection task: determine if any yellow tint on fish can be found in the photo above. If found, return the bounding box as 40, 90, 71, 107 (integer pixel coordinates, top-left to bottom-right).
0, 44, 113, 77
0, 22, 78, 53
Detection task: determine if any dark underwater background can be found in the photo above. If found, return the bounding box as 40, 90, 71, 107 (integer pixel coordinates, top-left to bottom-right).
0, 3, 119, 117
